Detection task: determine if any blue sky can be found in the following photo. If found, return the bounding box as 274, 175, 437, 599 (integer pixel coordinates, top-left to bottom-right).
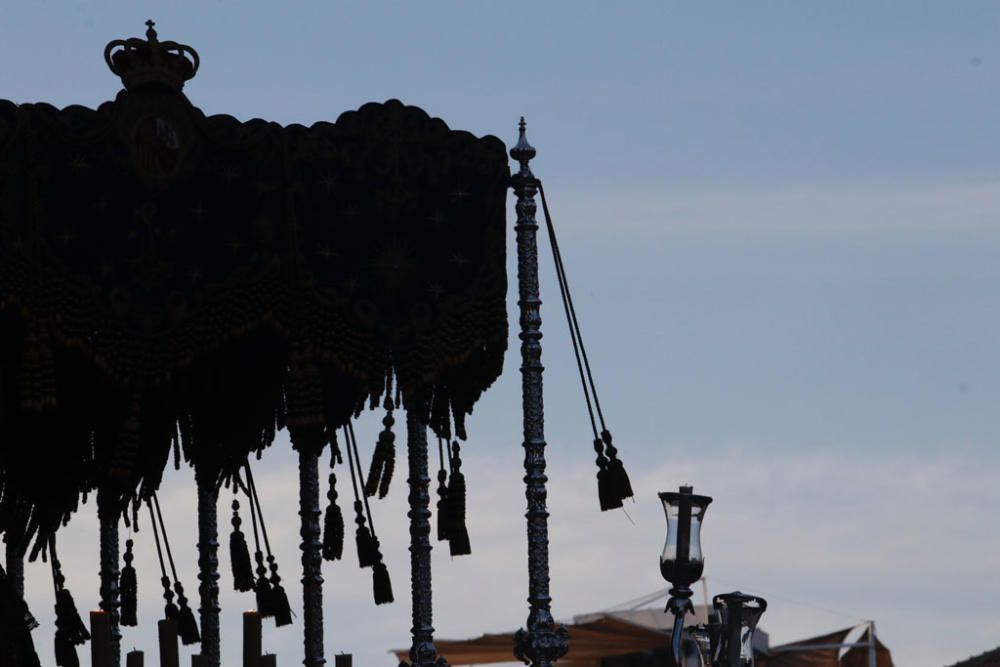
3, 3, 1000, 666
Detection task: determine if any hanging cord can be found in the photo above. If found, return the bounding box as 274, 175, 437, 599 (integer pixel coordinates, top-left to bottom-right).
50, 534, 90, 667
347, 422, 378, 536
365, 370, 397, 499
322, 431, 345, 561
239, 469, 273, 617
244, 464, 293, 626
150, 494, 200, 644
146, 499, 179, 621
343, 424, 376, 568
119, 514, 138, 626
537, 179, 634, 511
435, 436, 449, 542
346, 422, 393, 604
445, 440, 471, 556
229, 479, 255, 593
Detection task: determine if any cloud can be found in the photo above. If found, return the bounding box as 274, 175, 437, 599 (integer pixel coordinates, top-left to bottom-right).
21, 436, 998, 667
539, 180, 1000, 239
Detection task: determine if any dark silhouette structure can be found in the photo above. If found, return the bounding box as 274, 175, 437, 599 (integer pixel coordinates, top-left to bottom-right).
0, 21, 627, 667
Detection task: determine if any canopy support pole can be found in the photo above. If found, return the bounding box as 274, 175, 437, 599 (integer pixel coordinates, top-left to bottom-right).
197, 478, 221, 667
510, 119, 568, 667
98, 488, 122, 667
293, 425, 326, 667
404, 411, 446, 667
5, 534, 23, 598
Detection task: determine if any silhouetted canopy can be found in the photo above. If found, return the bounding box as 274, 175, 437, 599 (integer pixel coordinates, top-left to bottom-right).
0, 69, 509, 556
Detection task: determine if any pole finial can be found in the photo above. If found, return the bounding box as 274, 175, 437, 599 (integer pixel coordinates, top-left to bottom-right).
510, 116, 536, 174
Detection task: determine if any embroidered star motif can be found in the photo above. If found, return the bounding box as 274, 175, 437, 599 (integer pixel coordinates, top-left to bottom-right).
320, 172, 336, 193
449, 252, 468, 268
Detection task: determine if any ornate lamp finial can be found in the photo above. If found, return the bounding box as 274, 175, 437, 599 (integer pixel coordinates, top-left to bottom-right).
104, 20, 200, 91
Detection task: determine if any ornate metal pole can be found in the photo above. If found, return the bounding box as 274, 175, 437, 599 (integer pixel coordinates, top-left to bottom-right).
403, 411, 447, 667
292, 425, 326, 667
97, 487, 122, 667
196, 476, 221, 667
511, 119, 569, 667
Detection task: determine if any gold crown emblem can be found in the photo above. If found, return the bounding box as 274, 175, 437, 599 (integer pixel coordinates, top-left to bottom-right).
104, 20, 199, 91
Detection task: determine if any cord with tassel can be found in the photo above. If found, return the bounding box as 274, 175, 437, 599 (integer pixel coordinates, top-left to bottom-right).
245, 480, 274, 618
445, 441, 471, 556
245, 463, 293, 627
346, 422, 393, 604
365, 386, 397, 499
150, 494, 200, 645
538, 179, 634, 510
344, 425, 377, 569
435, 436, 450, 543
50, 536, 90, 667
229, 487, 255, 592
119, 536, 138, 626
147, 500, 180, 625
322, 432, 345, 561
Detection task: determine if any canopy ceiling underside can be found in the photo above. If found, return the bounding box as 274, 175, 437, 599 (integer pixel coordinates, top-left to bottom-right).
0, 88, 509, 555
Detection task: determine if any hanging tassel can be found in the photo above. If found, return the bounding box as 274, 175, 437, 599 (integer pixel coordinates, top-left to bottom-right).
371, 541, 393, 605
230, 498, 255, 592
54, 632, 79, 667
54, 589, 90, 644
365, 396, 396, 499
245, 462, 293, 628
51, 541, 90, 667
322, 471, 345, 561
173, 581, 200, 645
161, 575, 180, 621
601, 429, 633, 505
267, 555, 293, 627
435, 438, 450, 542
353, 500, 377, 568
594, 437, 619, 511
446, 441, 471, 557
253, 550, 274, 618
119, 538, 138, 626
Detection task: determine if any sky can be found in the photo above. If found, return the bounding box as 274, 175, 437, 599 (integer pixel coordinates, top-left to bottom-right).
3, 2, 1000, 666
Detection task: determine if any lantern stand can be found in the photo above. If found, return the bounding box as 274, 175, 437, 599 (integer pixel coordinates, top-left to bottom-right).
510, 119, 570, 667
658, 486, 712, 667
713, 592, 766, 667
659, 486, 768, 667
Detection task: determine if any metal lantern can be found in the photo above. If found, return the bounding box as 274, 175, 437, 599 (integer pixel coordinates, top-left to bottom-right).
712, 592, 767, 667
684, 624, 718, 667
659, 485, 712, 666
